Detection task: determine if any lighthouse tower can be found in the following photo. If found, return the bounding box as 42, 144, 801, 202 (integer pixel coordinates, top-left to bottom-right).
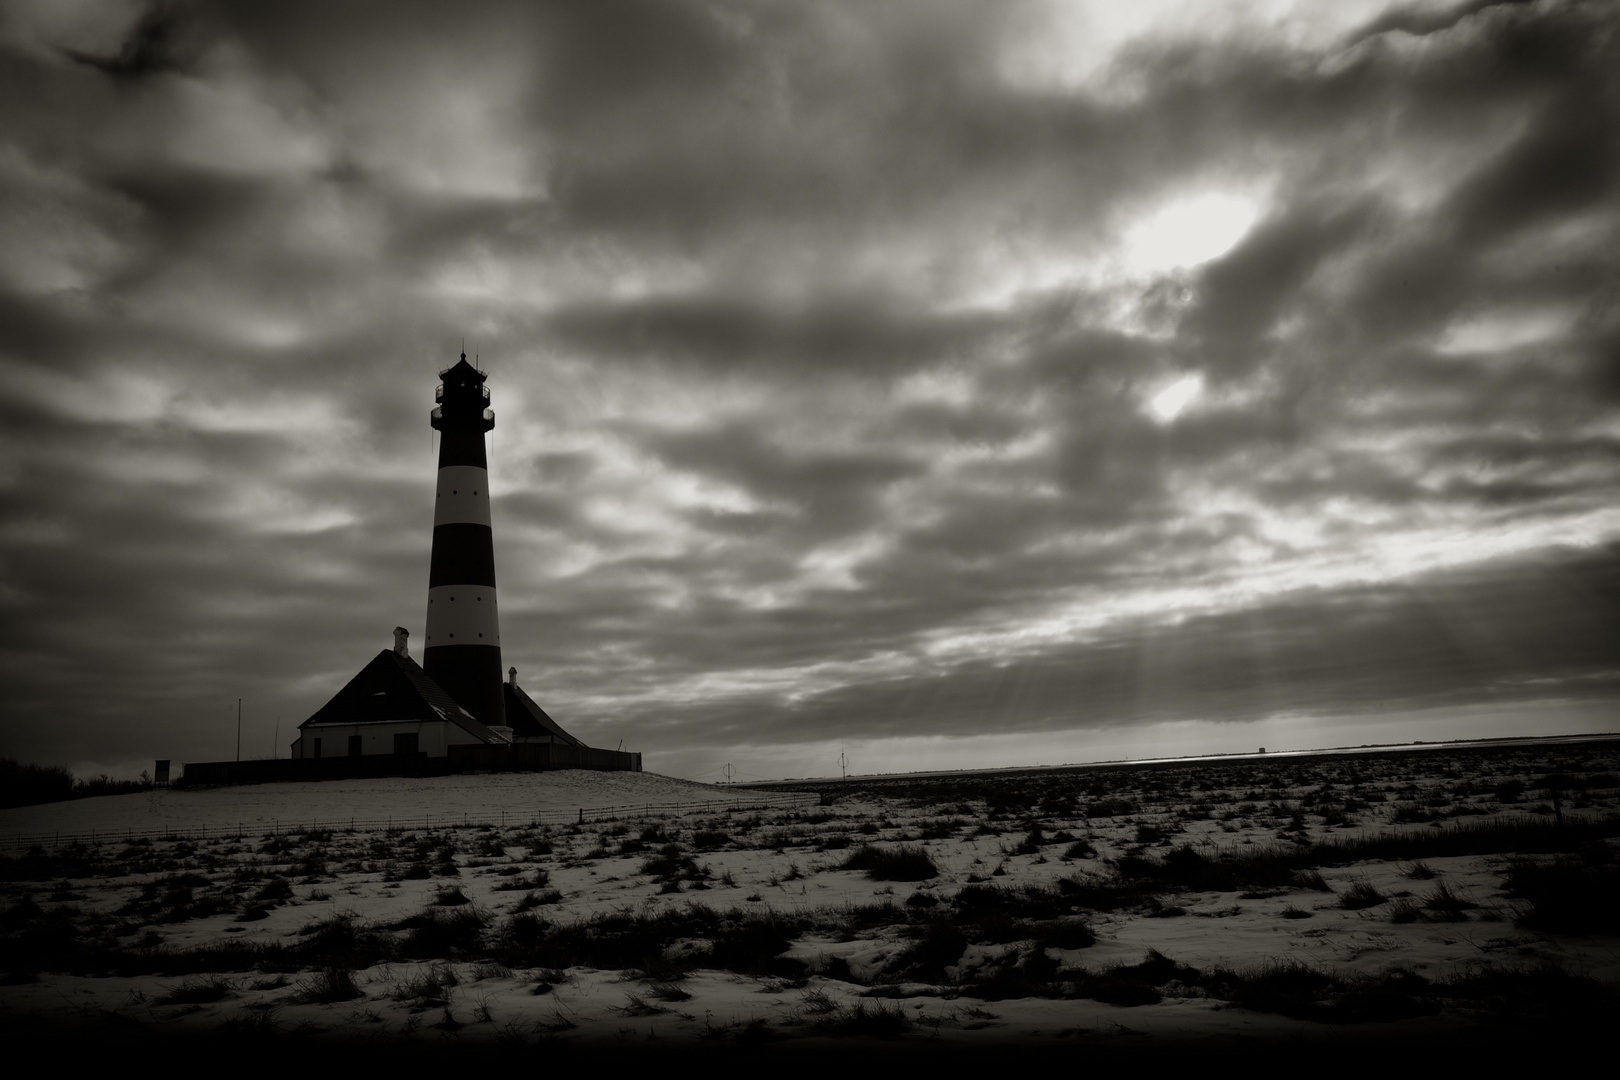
423, 353, 506, 729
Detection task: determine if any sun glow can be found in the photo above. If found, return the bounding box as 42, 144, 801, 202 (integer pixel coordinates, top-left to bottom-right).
1124, 192, 1262, 273
1147, 372, 1204, 423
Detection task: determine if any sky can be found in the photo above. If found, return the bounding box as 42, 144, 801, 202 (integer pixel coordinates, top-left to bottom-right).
1, 0, 1618, 784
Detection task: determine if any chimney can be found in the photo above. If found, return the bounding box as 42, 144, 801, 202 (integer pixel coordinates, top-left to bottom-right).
393, 626, 410, 657
508, 666, 517, 687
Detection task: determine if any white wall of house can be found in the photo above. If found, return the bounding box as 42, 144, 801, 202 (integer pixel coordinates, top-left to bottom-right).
293, 720, 492, 759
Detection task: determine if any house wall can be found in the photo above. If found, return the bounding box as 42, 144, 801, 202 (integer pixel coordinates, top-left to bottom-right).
294, 720, 490, 759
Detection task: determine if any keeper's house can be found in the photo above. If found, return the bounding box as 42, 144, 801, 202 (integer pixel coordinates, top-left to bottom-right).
291, 628, 509, 760
291, 627, 596, 761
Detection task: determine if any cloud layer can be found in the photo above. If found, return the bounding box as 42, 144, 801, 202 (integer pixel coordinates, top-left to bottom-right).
2, 0, 1618, 779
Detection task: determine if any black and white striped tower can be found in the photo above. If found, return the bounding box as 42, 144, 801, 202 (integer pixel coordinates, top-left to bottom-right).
423, 353, 506, 729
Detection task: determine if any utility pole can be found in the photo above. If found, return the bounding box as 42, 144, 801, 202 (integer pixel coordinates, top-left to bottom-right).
839, 751, 847, 780
236, 698, 242, 761
723, 763, 734, 784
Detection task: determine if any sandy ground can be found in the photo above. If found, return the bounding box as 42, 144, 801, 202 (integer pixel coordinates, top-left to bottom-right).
3, 743, 1617, 1060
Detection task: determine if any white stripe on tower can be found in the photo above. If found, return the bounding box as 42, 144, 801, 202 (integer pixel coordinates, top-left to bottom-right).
432, 465, 492, 527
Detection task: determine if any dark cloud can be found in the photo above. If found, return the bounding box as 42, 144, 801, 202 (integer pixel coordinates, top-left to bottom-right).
1443, 91, 1620, 243
547, 293, 998, 373
1181, 200, 1378, 376
1346, 0, 1538, 44
63, 0, 192, 81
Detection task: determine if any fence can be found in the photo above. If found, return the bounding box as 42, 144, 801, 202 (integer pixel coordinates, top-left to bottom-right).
1, 791, 819, 850
446, 743, 642, 773
177, 744, 642, 787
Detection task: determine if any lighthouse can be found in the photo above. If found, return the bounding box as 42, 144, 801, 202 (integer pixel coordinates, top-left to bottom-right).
282, 353, 642, 774
423, 352, 506, 729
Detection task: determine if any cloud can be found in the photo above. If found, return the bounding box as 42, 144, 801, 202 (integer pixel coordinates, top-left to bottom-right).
1, 0, 1618, 778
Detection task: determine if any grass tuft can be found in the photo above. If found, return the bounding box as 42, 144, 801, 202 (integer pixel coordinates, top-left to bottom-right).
1338, 882, 1386, 910
840, 845, 939, 882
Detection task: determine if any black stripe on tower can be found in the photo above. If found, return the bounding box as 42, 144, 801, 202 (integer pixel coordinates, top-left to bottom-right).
424, 353, 505, 729
424, 645, 506, 721
437, 426, 488, 469
428, 526, 496, 587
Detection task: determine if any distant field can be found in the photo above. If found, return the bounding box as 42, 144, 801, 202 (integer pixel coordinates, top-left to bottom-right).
2, 739, 1617, 1061
0, 769, 811, 846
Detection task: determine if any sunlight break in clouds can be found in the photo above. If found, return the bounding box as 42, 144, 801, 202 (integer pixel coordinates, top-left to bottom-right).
1124, 192, 1263, 274
1146, 372, 1205, 424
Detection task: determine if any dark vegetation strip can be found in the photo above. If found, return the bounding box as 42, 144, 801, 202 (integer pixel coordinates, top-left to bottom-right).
5, 814, 1616, 983
0, 758, 152, 808
6, 893, 1609, 1031
1113, 816, 1620, 894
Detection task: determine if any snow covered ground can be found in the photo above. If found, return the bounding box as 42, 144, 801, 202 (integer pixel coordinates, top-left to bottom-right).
0, 769, 807, 842
3, 744, 1617, 1060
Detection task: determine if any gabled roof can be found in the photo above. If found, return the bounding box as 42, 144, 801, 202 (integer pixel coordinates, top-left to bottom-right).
504, 682, 587, 746
300, 649, 504, 744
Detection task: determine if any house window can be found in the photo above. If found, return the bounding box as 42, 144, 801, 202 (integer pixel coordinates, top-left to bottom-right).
394, 733, 419, 755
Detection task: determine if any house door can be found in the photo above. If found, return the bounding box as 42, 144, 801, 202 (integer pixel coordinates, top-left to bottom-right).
348, 735, 363, 757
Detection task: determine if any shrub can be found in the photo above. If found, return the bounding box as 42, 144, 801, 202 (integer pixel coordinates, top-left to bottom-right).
1504, 857, 1620, 934
1423, 880, 1475, 920
821, 1001, 911, 1037
639, 845, 700, 882
1063, 950, 1197, 1007
298, 966, 362, 1003
235, 903, 270, 922
156, 976, 234, 1005
253, 877, 294, 903
492, 871, 549, 892
296, 914, 395, 968
0, 759, 74, 808
1388, 899, 1421, 924
1014, 827, 1047, 855
840, 845, 938, 882
512, 889, 562, 912
1227, 959, 1338, 1020
1339, 882, 1386, 910
891, 920, 967, 983
1292, 869, 1330, 891
396, 905, 489, 957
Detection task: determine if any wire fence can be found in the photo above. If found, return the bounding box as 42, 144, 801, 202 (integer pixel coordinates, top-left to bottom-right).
2, 791, 820, 851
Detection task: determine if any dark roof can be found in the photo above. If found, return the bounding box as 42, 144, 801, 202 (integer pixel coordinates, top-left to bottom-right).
439, 355, 485, 382
300, 649, 504, 744
504, 682, 587, 746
